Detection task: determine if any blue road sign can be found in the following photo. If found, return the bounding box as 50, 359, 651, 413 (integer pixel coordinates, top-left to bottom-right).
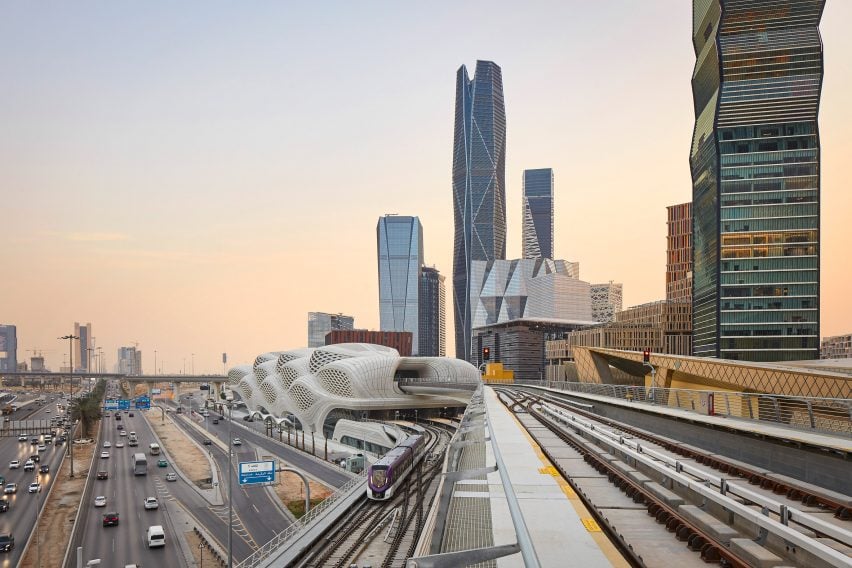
134, 396, 151, 410
104, 400, 119, 411
239, 461, 275, 485
118, 399, 131, 410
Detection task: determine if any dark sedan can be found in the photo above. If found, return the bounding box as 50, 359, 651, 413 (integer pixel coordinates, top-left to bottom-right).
102, 512, 119, 527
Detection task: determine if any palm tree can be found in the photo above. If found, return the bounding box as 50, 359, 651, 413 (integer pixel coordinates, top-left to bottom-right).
69, 379, 107, 438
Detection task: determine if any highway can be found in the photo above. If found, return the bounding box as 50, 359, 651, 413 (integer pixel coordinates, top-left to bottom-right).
0, 390, 70, 567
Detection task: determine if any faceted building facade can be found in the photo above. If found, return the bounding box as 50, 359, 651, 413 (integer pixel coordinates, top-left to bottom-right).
308, 312, 354, 348
419, 266, 446, 357
522, 168, 554, 260
0, 324, 16, 372
377, 215, 424, 354
667, 202, 693, 304
591, 282, 623, 324
452, 60, 507, 361
690, 0, 823, 362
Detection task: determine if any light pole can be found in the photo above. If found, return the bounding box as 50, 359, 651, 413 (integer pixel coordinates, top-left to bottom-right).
227, 401, 234, 568
154, 350, 157, 377
191, 353, 194, 375
59, 334, 78, 478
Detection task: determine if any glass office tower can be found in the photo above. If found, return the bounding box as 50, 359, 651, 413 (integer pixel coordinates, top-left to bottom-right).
419, 266, 446, 357
377, 215, 424, 355
522, 168, 554, 260
452, 60, 507, 361
691, 0, 823, 362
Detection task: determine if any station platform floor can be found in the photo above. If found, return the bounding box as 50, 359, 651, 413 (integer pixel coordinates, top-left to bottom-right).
520, 384, 852, 455
453, 387, 627, 567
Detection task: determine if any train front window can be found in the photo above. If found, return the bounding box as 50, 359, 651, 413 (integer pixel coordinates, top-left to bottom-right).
371, 466, 388, 487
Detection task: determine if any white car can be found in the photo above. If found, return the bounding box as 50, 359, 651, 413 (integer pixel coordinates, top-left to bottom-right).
232, 438, 242, 446
119, 430, 127, 436
28, 482, 41, 493
37, 444, 46, 452
9, 460, 19, 469
116, 441, 125, 448
103, 441, 112, 448
143, 497, 159, 510
94, 495, 107, 507
100, 451, 110, 459
24, 460, 35, 471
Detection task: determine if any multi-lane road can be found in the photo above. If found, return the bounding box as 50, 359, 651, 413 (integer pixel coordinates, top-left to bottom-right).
0, 391, 70, 567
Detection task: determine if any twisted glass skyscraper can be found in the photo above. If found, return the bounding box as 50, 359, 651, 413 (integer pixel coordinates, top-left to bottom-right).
452, 60, 507, 361
377, 215, 424, 355
691, 0, 824, 362
522, 168, 554, 260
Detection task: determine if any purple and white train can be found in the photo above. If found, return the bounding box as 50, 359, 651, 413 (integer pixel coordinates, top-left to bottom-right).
366, 434, 426, 500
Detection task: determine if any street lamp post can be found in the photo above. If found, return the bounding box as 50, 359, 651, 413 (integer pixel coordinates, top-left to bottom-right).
191, 353, 195, 375
154, 350, 157, 377
227, 401, 234, 568
59, 334, 78, 478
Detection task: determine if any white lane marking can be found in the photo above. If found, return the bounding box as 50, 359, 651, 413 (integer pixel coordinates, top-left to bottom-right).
252, 504, 259, 513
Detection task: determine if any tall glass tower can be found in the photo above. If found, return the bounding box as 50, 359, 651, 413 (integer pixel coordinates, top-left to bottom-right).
522, 168, 554, 259
452, 60, 507, 361
691, 0, 824, 362
377, 215, 424, 355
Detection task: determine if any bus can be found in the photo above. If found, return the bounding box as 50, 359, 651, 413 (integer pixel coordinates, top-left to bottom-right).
149, 443, 160, 455
132, 453, 147, 475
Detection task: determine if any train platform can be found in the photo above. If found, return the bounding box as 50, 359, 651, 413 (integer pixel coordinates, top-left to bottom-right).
524, 384, 852, 455
427, 387, 626, 567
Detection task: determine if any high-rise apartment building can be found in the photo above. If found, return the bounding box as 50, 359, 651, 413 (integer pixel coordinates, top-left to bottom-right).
377, 215, 424, 355
0, 324, 17, 372
419, 266, 446, 357
667, 202, 693, 304
590, 283, 623, 324
522, 168, 554, 260
117, 346, 142, 375
74, 322, 93, 372
452, 60, 507, 361
691, 1, 823, 362
308, 312, 354, 348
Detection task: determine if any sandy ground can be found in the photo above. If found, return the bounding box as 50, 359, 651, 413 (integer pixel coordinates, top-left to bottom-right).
272, 469, 333, 518
147, 414, 212, 485
20, 430, 98, 568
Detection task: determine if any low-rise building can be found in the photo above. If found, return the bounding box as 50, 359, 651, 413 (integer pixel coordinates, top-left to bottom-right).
821, 334, 852, 360
325, 329, 413, 356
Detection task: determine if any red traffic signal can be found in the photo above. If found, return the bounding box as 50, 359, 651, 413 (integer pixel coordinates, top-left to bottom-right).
643, 348, 650, 363
483, 347, 491, 361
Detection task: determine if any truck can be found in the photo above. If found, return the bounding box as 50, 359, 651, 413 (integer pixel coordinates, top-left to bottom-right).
132, 453, 147, 475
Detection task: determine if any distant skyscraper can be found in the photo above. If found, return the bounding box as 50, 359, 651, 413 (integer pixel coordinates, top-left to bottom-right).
667, 202, 693, 304
452, 60, 507, 361
74, 322, 92, 372
590, 283, 623, 323
0, 324, 17, 372
419, 266, 446, 357
308, 312, 354, 348
117, 346, 142, 375
377, 215, 424, 355
691, 0, 823, 362
522, 168, 554, 260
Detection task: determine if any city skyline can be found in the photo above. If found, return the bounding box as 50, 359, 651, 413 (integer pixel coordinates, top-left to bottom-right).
2, 2, 851, 372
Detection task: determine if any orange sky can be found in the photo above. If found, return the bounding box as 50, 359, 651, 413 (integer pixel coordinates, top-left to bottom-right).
2, 3, 850, 373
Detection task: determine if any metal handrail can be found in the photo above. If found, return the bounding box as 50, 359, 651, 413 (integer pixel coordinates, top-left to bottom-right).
234, 473, 366, 568
506, 380, 852, 437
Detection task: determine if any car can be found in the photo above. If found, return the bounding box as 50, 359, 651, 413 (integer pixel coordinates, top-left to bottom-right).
0, 498, 8, 513
96, 470, 109, 480
218, 415, 225, 421
27, 482, 40, 493
143, 497, 159, 510
102, 512, 119, 527
39, 464, 49, 474
23, 460, 35, 472
30, 454, 39, 463
165, 472, 177, 482
0, 533, 13, 552
104, 413, 111, 418
37, 444, 46, 452
129, 412, 134, 417
119, 430, 127, 436
157, 459, 168, 467
202, 439, 212, 445
116, 441, 125, 448
30, 438, 38, 445
45, 409, 51, 413
103, 441, 111, 448
3, 484, 16, 495
17, 435, 26, 442
212, 419, 219, 425
8, 461, 19, 470
115, 414, 121, 421
232, 438, 242, 446
94, 496, 106, 507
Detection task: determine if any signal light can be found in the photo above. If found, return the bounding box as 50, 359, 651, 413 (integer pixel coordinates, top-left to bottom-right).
483, 347, 491, 361
643, 348, 650, 363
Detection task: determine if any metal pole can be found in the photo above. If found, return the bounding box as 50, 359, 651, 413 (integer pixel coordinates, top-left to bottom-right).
60, 334, 79, 479
227, 402, 233, 568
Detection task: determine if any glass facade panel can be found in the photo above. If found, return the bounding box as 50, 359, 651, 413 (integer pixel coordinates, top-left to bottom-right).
691, 0, 823, 362
377, 216, 424, 355
522, 168, 554, 260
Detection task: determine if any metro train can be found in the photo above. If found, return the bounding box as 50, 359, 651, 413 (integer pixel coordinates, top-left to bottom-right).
366, 434, 426, 500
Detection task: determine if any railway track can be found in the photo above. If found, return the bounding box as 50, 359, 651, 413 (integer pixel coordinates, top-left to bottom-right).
496, 387, 852, 568
295, 424, 450, 568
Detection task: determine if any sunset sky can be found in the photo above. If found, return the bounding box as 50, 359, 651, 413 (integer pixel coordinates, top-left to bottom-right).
2, 2, 851, 373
